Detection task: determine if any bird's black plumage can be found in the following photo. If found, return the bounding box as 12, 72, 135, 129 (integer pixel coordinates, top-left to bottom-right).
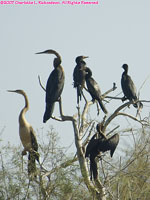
121, 64, 139, 107
85, 67, 108, 114
85, 132, 119, 180
44, 58, 65, 122
36, 50, 65, 123
73, 56, 88, 104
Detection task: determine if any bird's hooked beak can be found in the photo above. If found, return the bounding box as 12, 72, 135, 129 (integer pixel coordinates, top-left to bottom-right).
83, 56, 89, 59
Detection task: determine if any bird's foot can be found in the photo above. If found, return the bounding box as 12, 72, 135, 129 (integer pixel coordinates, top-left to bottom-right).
122, 96, 127, 102
92, 99, 95, 103
22, 150, 27, 156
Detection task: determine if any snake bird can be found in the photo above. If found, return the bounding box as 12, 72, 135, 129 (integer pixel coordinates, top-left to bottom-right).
36, 49, 65, 123
8, 89, 39, 178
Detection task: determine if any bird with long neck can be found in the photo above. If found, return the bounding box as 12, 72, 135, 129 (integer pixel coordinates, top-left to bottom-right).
8, 89, 39, 178
73, 56, 88, 104
36, 49, 65, 123
85, 67, 108, 114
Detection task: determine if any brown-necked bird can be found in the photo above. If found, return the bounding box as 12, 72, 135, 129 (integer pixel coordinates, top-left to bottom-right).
36, 50, 65, 123
85, 128, 119, 180
8, 90, 39, 179
85, 67, 108, 114
73, 56, 88, 104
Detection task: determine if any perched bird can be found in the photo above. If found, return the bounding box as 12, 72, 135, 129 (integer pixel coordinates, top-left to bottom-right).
121, 64, 142, 108
36, 49, 65, 123
85, 126, 119, 180
73, 56, 88, 104
8, 90, 39, 178
85, 67, 108, 114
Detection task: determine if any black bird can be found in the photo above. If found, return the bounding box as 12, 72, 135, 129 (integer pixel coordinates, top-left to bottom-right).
85, 129, 119, 180
73, 56, 88, 104
121, 64, 141, 108
85, 67, 108, 114
36, 50, 65, 123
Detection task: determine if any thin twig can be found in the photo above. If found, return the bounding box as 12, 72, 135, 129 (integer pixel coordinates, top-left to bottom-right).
106, 125, 120, 136
101, 83, 117, 98
38, 75, 46, 92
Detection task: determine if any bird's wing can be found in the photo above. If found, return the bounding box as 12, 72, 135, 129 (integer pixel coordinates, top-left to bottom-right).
46, 68, 64, 103
121, 75, 137, 100
107, 134, 119, 157
87, 77, 101, 95
96, 134, 119, 157
126, 76, 137, 98
30, 126, 38, 152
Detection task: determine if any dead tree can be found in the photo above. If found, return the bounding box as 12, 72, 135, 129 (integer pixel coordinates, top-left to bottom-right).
38, 76, 149, 200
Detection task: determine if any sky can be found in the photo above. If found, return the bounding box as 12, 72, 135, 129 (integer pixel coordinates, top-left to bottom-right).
1, 0, 150, 155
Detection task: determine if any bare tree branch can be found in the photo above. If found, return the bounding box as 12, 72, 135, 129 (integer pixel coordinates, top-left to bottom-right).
101, 82, 117, 98
38, 75, 46, 92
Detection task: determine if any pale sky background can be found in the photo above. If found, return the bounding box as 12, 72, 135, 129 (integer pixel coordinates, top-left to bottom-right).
1, 0, 150, 155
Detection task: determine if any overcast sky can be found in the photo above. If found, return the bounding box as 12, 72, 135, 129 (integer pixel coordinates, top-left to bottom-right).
1, 0, 150, 154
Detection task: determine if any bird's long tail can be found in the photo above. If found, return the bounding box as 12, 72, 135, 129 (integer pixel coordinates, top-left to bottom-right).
28, 151, 39, 179
43, 103, 55, 123
98, 99, 108, 114
77, 86, 82, 104
90, 156, 98, 180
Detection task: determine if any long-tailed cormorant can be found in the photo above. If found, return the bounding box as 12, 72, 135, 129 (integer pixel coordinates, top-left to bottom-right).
85, 67, 108, 114
85, 132, 119, 180
73, 56, 88, 104
36, 50, 65, 123
121, 64, 143, 108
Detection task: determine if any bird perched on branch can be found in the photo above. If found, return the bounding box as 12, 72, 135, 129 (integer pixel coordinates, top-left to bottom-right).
85, 67, 108, 114
73, 56, 88, 104
36, 49, 65, 123
85, 124, 119, 180
8, 90, 39, 179
121, 64, 143, 108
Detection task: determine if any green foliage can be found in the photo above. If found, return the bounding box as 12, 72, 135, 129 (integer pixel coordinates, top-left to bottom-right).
106, 128, 150, 200
0, 128, 91, 200
1, 125, 150, 199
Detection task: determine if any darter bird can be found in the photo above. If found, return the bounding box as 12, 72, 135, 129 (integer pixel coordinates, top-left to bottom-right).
8, 89, 39, 179
36, 49, 65, 123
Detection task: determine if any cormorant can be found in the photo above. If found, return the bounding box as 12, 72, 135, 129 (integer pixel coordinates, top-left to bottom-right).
8, 90, 39, 178
73, 56, 88, 104
121, 64, 139, 107
85, 67, 108, 114
85, 124, 119, 180
85, 134, 119, 180
36, 50, 65, 123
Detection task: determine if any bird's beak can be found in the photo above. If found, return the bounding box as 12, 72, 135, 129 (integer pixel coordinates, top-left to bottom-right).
83, 56, 89, 59
35, 51, 45, 54
7, 90, 16, 93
